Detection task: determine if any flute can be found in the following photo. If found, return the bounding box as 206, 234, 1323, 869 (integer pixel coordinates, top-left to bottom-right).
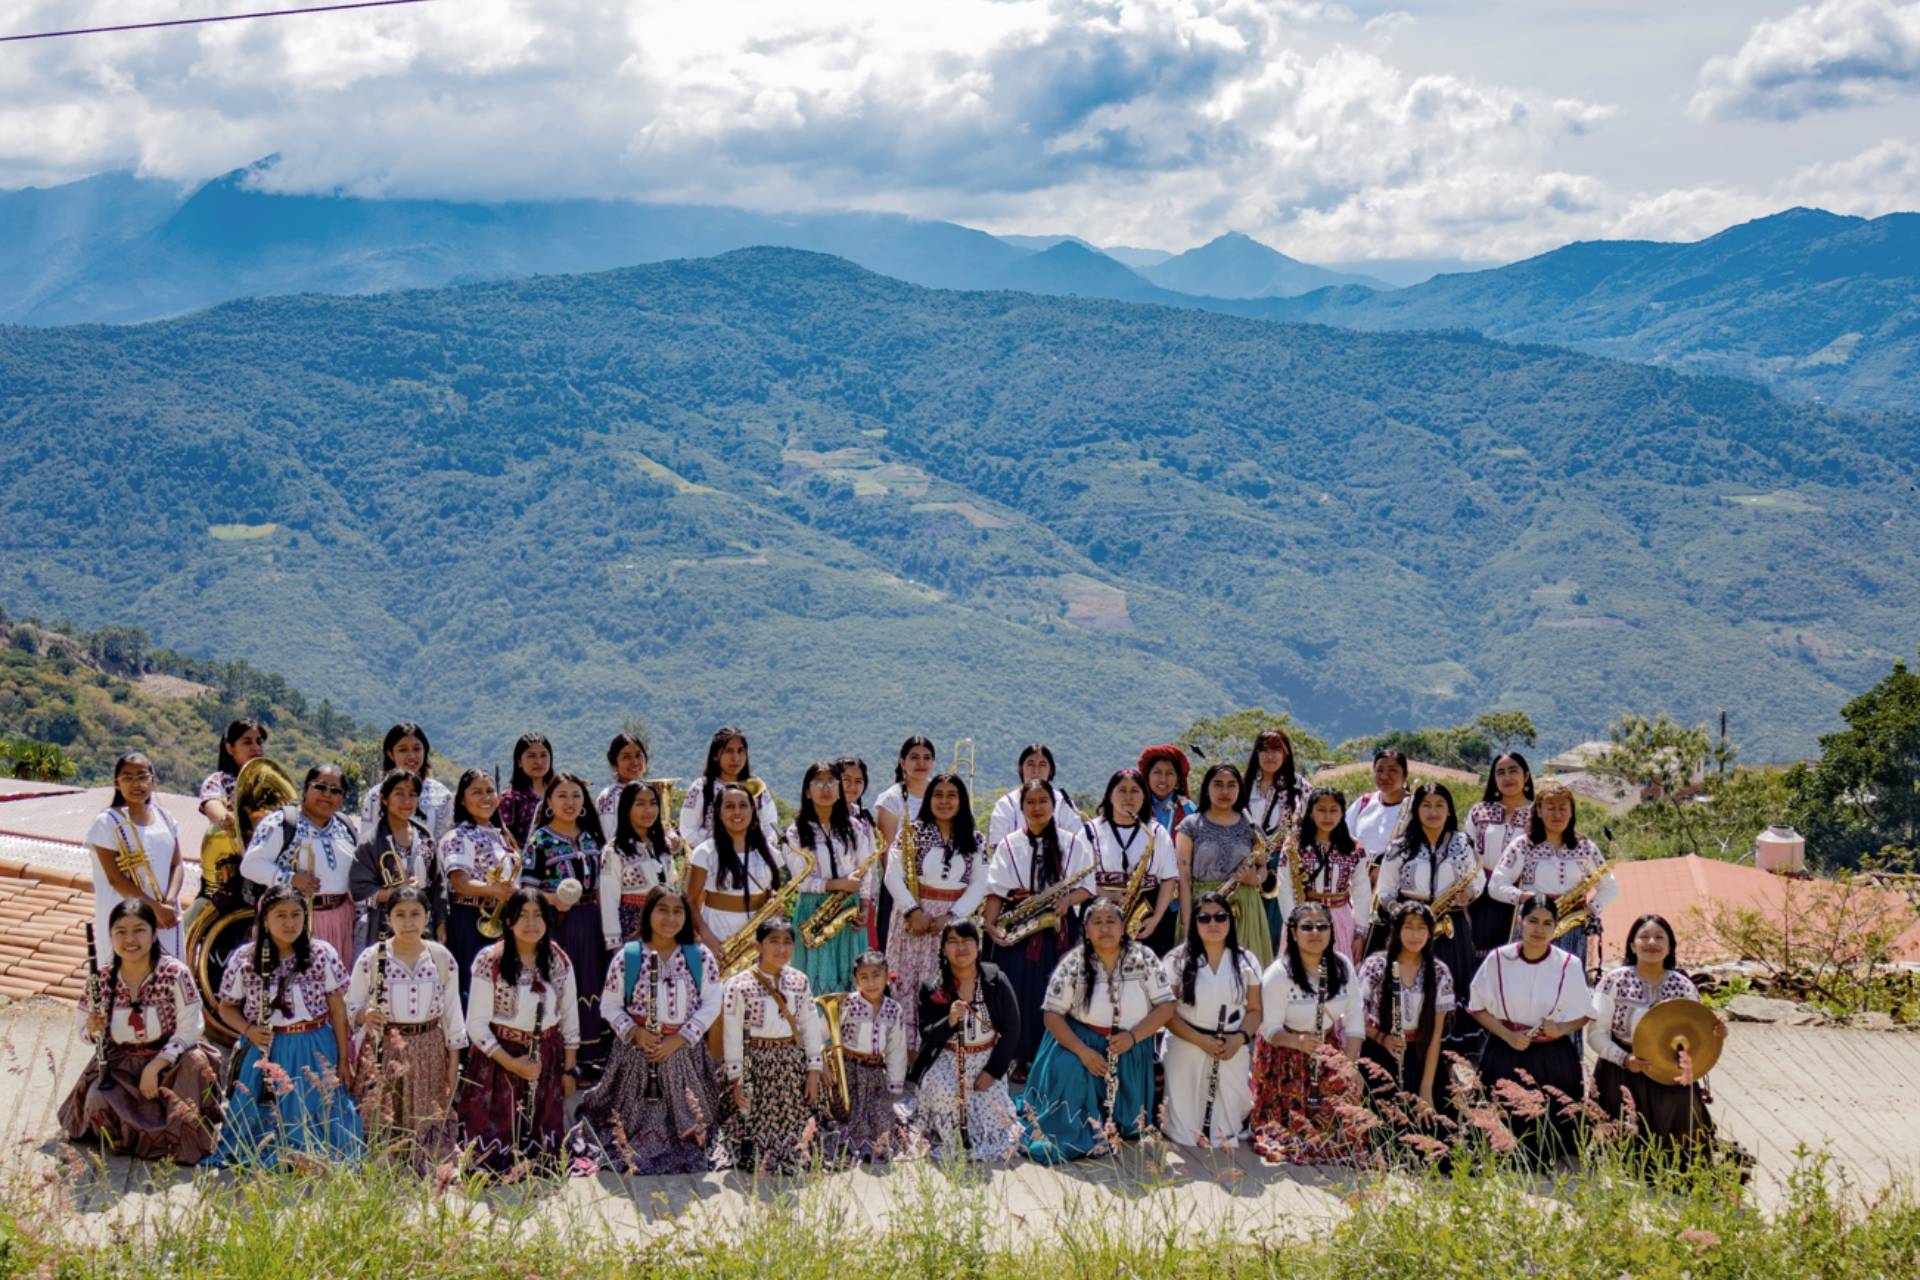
85, 924, 115, 1091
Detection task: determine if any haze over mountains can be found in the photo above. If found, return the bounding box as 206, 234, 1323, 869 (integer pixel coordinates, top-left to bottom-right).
2, 249, 1914, 784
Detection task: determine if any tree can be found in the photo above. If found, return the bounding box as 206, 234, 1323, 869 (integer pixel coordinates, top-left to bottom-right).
85, 624, 148, 676
1, 737, 76, 782
1474, 710, 1538, 754
1592, 713, 1737, 857
1790, 654, 1920, 869
1176, 708, 1330, 772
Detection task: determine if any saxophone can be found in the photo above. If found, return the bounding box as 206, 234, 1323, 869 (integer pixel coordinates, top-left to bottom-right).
997, 859, 1096, 945
897, 817, 922, 902
1551, 858, 1611, 940
816, 992, 852, 1120
717, 849, 815, 978
1285, 822, 1308, 912
1120, 828, 1157, 940
1429, 845, 1477, 939
798, 833, 883, 949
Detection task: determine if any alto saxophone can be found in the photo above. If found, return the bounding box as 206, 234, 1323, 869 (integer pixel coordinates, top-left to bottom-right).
1119, 828, 1157, 940
1551, 858, 1611, 940
1429, 847, 1477, 938
897, 817, 921, 902
717, 849, 815, 978
798, 835, 883, 949
997, 861, 1096, 946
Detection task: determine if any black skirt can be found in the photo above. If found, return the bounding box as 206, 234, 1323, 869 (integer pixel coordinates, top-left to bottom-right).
987, 925, 1070, 1070
1592, 1058, 1715, 1152
1477, 1032, 1584, 1163
1468, 894, 1512, 958
1358, 1035, 1455, 1124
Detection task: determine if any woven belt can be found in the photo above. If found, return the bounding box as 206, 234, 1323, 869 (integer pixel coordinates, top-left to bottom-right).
491, 1022, 545, 1047
1499, 1019, 1565, 1041
1076, 1022, 1118, 1036
386, 1019, 442, 1038
452, 894, 493, 910
842, 1048, 886, 1066
269, 1015, 328, 1035
114, 1038, 169, 1059
952, 1036, 998, 1057
620, 893, 649, 906
917, 886, 965, 903
704, 891, 767, 912
747, 1034, 795, 1047
1307, 892, 1345, 904
311, 894, 349, 910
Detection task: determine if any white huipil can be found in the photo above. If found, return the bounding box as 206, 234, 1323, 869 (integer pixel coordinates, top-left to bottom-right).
345, 940, 467, 1054
465, 946, 581, 1057
836, 992, 910, 1093
985, 785, 1086, 849
358, 777, 454, 841
1464, 800, 1532, 875
1259, 951, 1365, 1042
1076, 818, 1178, 902
239, 809, 357, 897
77, 955, 205, 1060
688, 840, 808, 947
1586, 966, 1700, 1066
86, 806, 184, 959
1467, 943, 1592, 1033
677, 781, 781, 851
1159, 944, 1261, 1146
1487, 835, 1618, 911
786, 821, 876, 897
1243, 778, 1305, 841
601, 942, 724, 1048
721, 966, 826, 1080
1374, 832, 1484, 912
599, 840, 677, 946
880, 825, 991, 920
1344, 790, 1409, 862
985, 827, 1095, 911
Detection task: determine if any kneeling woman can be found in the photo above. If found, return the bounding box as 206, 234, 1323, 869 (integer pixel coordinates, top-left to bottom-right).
458, 890, 580, 1175
1356, 903, 1453, 1124
1587, 913, 1724, 1159
576, 887, 724, 1175
1250, 902, 1366, 1165
1021, 899, 1176, 1164
908, 919, 1022, 1160
1467, 893, 1593, 1163
60, 900, 223, 1164
721, 919, 827, 1174
211, 885, 363, 1167
346, 887, 464, 1169
1160, 890, 1262, 1148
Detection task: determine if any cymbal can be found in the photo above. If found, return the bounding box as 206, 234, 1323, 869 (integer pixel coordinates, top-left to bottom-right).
1632, 998, 1723, 1086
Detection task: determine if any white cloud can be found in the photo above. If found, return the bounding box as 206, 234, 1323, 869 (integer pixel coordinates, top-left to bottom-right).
1783, 137, 1920, 212
1691, 0, 1920, 121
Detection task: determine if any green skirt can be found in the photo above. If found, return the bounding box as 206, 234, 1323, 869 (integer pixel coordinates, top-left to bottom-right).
1020, 1019, 1157, 1165
1186, 880, 1274, 967
791, 891, 863, 994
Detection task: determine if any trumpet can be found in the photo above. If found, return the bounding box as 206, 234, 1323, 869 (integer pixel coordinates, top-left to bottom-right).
476, 824, 523, 940
797, 836, 881, 950
106, 812, 164, 904
950, 738, 976, 802
716, 850, 814, 979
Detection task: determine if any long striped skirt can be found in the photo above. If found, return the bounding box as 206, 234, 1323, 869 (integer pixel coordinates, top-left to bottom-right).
791, 891, 864, 995
210, 1022, 364, 1168
59, 1040, 223, 1165
572, 1031, 720, 1175
312, 899, 356, 970
354, 1022, 458, 1171
1249, 1029, 1368, 1165
456, 1025, 569, 1175
553, 902, 610, 1069
1020, 1020, 1157, 1165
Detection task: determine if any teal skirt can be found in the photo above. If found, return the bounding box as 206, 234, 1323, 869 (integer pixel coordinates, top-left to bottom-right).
209, 1025, 364, 1168
1020, 1019, 1157, 1165
791, 891, 864, 995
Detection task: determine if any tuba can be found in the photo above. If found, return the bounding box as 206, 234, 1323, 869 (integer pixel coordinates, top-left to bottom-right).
716, 849, 815, 979
816, 992, 852, 1120
233, 758, 299, 850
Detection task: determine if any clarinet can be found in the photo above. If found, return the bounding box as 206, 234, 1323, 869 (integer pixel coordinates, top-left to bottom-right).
1198, 1001, 1230, 1144
368, 939, 388, 1134
85, 924, 115, 1092
1101, 962, 1124, 1126
955, 985, 973, 1153
1389, 962, 1405, 1080
521, 983, 545, 1159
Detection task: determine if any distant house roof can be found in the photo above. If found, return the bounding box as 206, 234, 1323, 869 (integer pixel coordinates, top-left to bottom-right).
1310, 761, 1484, 787
1604, 855, 1920, 966
1547, 741, 1613, 771
0, 785, 210, 875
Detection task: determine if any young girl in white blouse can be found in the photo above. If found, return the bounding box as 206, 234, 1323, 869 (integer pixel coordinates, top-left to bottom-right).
87, 753, 185, 959
721, 918, 826, 1174
59, 899, 222, 1165
575, 886, 724, 1175
601, 779, 681, 947
1160, 890, 1262, 1148
827, 949, 911, 1163
1251, 901, 1366, 1165
1078, 768, 1179, 954
346, 886, 464, 1169
1469, 893, 1594, 1163
678, 726, 781, 849
456, 889, 580, 1177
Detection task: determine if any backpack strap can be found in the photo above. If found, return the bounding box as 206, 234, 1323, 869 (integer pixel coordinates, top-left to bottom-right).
682, 943, 705, 996
621, 940, 645, 1008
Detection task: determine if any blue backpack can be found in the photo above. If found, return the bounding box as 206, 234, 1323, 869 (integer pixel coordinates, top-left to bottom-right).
621, 940, 705, 1006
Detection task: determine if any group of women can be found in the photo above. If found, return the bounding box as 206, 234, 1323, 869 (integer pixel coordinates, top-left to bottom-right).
58, 720, 1725, 1177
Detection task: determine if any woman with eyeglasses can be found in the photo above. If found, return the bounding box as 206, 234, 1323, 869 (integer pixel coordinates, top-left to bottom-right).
1160, 890, 1262, 1148
239, 762, 360, 965
1250, 901, 1366, 1165
1468, 892, 1594, 1163
88, 752, 186, 959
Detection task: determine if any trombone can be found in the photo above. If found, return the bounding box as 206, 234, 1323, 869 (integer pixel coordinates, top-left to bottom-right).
950, 738, 976, 800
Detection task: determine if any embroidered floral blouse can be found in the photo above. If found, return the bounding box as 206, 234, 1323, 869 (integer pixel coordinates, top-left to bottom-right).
1041, 942, 1173, 1028
838, 992, 910, 1092
76, 955, 205, 1062
599, 942, 723, 1046
720, 965, 825, 1079
218, 941, 350, 1027
466, 944, 581, 1055
345, 940, 467, 1048
1586, 966, 1701, 1066
1357, 951, 1458, 1035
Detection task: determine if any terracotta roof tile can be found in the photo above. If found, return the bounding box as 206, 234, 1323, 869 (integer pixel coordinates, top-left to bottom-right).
0, 863, 97, 1001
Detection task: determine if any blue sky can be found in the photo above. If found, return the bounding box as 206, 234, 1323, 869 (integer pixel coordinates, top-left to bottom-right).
3, 0, 1916, 263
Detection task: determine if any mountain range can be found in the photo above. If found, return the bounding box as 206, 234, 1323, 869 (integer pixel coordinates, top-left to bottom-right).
2, 248, 1914, 788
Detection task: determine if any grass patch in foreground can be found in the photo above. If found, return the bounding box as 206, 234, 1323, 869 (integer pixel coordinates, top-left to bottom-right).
1, 1147, 1917, 1279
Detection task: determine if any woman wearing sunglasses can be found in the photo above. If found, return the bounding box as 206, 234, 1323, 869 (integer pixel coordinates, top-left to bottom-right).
1160, 890, 1262, 1148
1250, 901, 1365, 1164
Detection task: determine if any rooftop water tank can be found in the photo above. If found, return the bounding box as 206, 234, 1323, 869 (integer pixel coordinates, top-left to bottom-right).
1754, 825, 1805, 873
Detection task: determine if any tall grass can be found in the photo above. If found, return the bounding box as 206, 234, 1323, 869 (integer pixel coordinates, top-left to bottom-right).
3, 1144, 1916, 1279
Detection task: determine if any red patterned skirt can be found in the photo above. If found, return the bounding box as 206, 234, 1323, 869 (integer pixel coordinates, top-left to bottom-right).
1249, 1030, 1369, 1165
455, 1025, 568, 1175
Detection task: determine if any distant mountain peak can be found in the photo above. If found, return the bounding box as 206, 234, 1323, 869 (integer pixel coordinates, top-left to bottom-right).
1143, 230, 1390, 298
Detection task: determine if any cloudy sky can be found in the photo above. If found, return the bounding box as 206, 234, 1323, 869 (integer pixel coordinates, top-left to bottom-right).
3, 0, 1917, 263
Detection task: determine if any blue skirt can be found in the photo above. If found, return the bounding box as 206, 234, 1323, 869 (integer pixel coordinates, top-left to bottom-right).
791, 891, 864, 995
1020, 1019, 1156, 1165
210, 1025, 364, 1168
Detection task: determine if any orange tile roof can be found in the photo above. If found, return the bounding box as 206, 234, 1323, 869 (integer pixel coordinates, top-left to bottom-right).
1603, 855, 1920, 966
0, 858, 93, 1004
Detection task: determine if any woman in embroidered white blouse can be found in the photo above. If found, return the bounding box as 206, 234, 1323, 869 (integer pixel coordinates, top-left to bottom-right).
346, 886, 464, 1169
